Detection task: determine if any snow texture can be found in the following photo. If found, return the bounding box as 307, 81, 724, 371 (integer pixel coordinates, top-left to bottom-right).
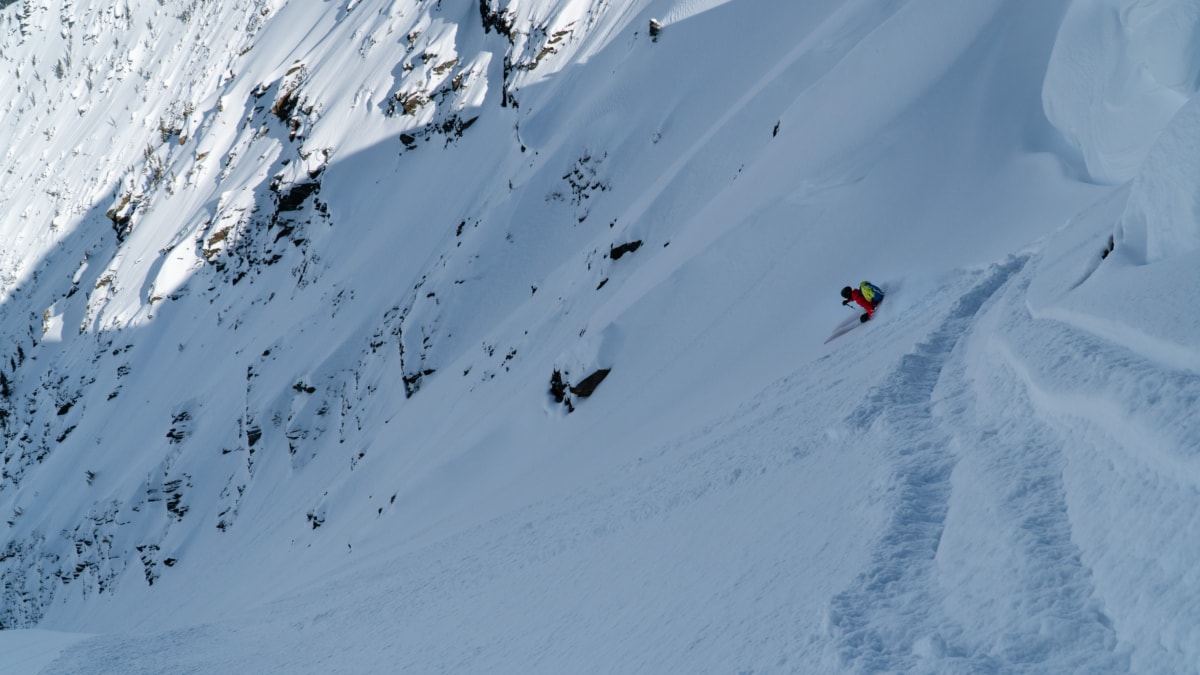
0, 0, 1197, 672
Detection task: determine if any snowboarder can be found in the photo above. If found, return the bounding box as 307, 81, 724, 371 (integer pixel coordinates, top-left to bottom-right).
841, 281, 884, 322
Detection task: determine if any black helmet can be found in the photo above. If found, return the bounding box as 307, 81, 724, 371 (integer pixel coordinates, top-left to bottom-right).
841, 286, 853, 299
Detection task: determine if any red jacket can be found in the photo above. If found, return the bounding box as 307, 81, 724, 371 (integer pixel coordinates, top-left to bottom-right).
849, 288, 875, 316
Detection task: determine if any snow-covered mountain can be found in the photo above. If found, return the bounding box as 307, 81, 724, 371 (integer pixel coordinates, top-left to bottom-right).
2, 0, 1199, 672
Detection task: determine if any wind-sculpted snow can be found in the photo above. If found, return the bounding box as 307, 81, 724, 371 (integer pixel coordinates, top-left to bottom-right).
1043, 0, 1200, 184
983, 267, 1200, 672
1117, 94, 1200, 263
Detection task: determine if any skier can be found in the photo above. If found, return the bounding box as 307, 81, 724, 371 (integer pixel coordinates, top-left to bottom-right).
841, 281, 884, 322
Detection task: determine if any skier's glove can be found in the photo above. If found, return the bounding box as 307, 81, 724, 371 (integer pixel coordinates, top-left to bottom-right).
842, 299, 850, 306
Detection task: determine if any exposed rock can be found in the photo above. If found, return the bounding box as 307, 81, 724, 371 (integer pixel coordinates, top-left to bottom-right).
479, 0, 515, 38
550, 369, 568, 404
570, 368, 610, 398
609, 240, 642, 260
549, 367, 611, 412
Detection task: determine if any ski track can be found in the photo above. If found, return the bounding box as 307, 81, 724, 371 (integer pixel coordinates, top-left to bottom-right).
938, 262, 1127, 672
826, 256, 1028, 671
824, 254, 1126, 672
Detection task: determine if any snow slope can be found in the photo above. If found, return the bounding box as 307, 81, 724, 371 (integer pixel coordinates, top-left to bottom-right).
1, 0, 1198, 672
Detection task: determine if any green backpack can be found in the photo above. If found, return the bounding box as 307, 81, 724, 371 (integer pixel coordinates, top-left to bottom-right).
860, 281, 884, 304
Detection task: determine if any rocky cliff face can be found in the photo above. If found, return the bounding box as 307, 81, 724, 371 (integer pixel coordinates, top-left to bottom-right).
0, 0, 648, 627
